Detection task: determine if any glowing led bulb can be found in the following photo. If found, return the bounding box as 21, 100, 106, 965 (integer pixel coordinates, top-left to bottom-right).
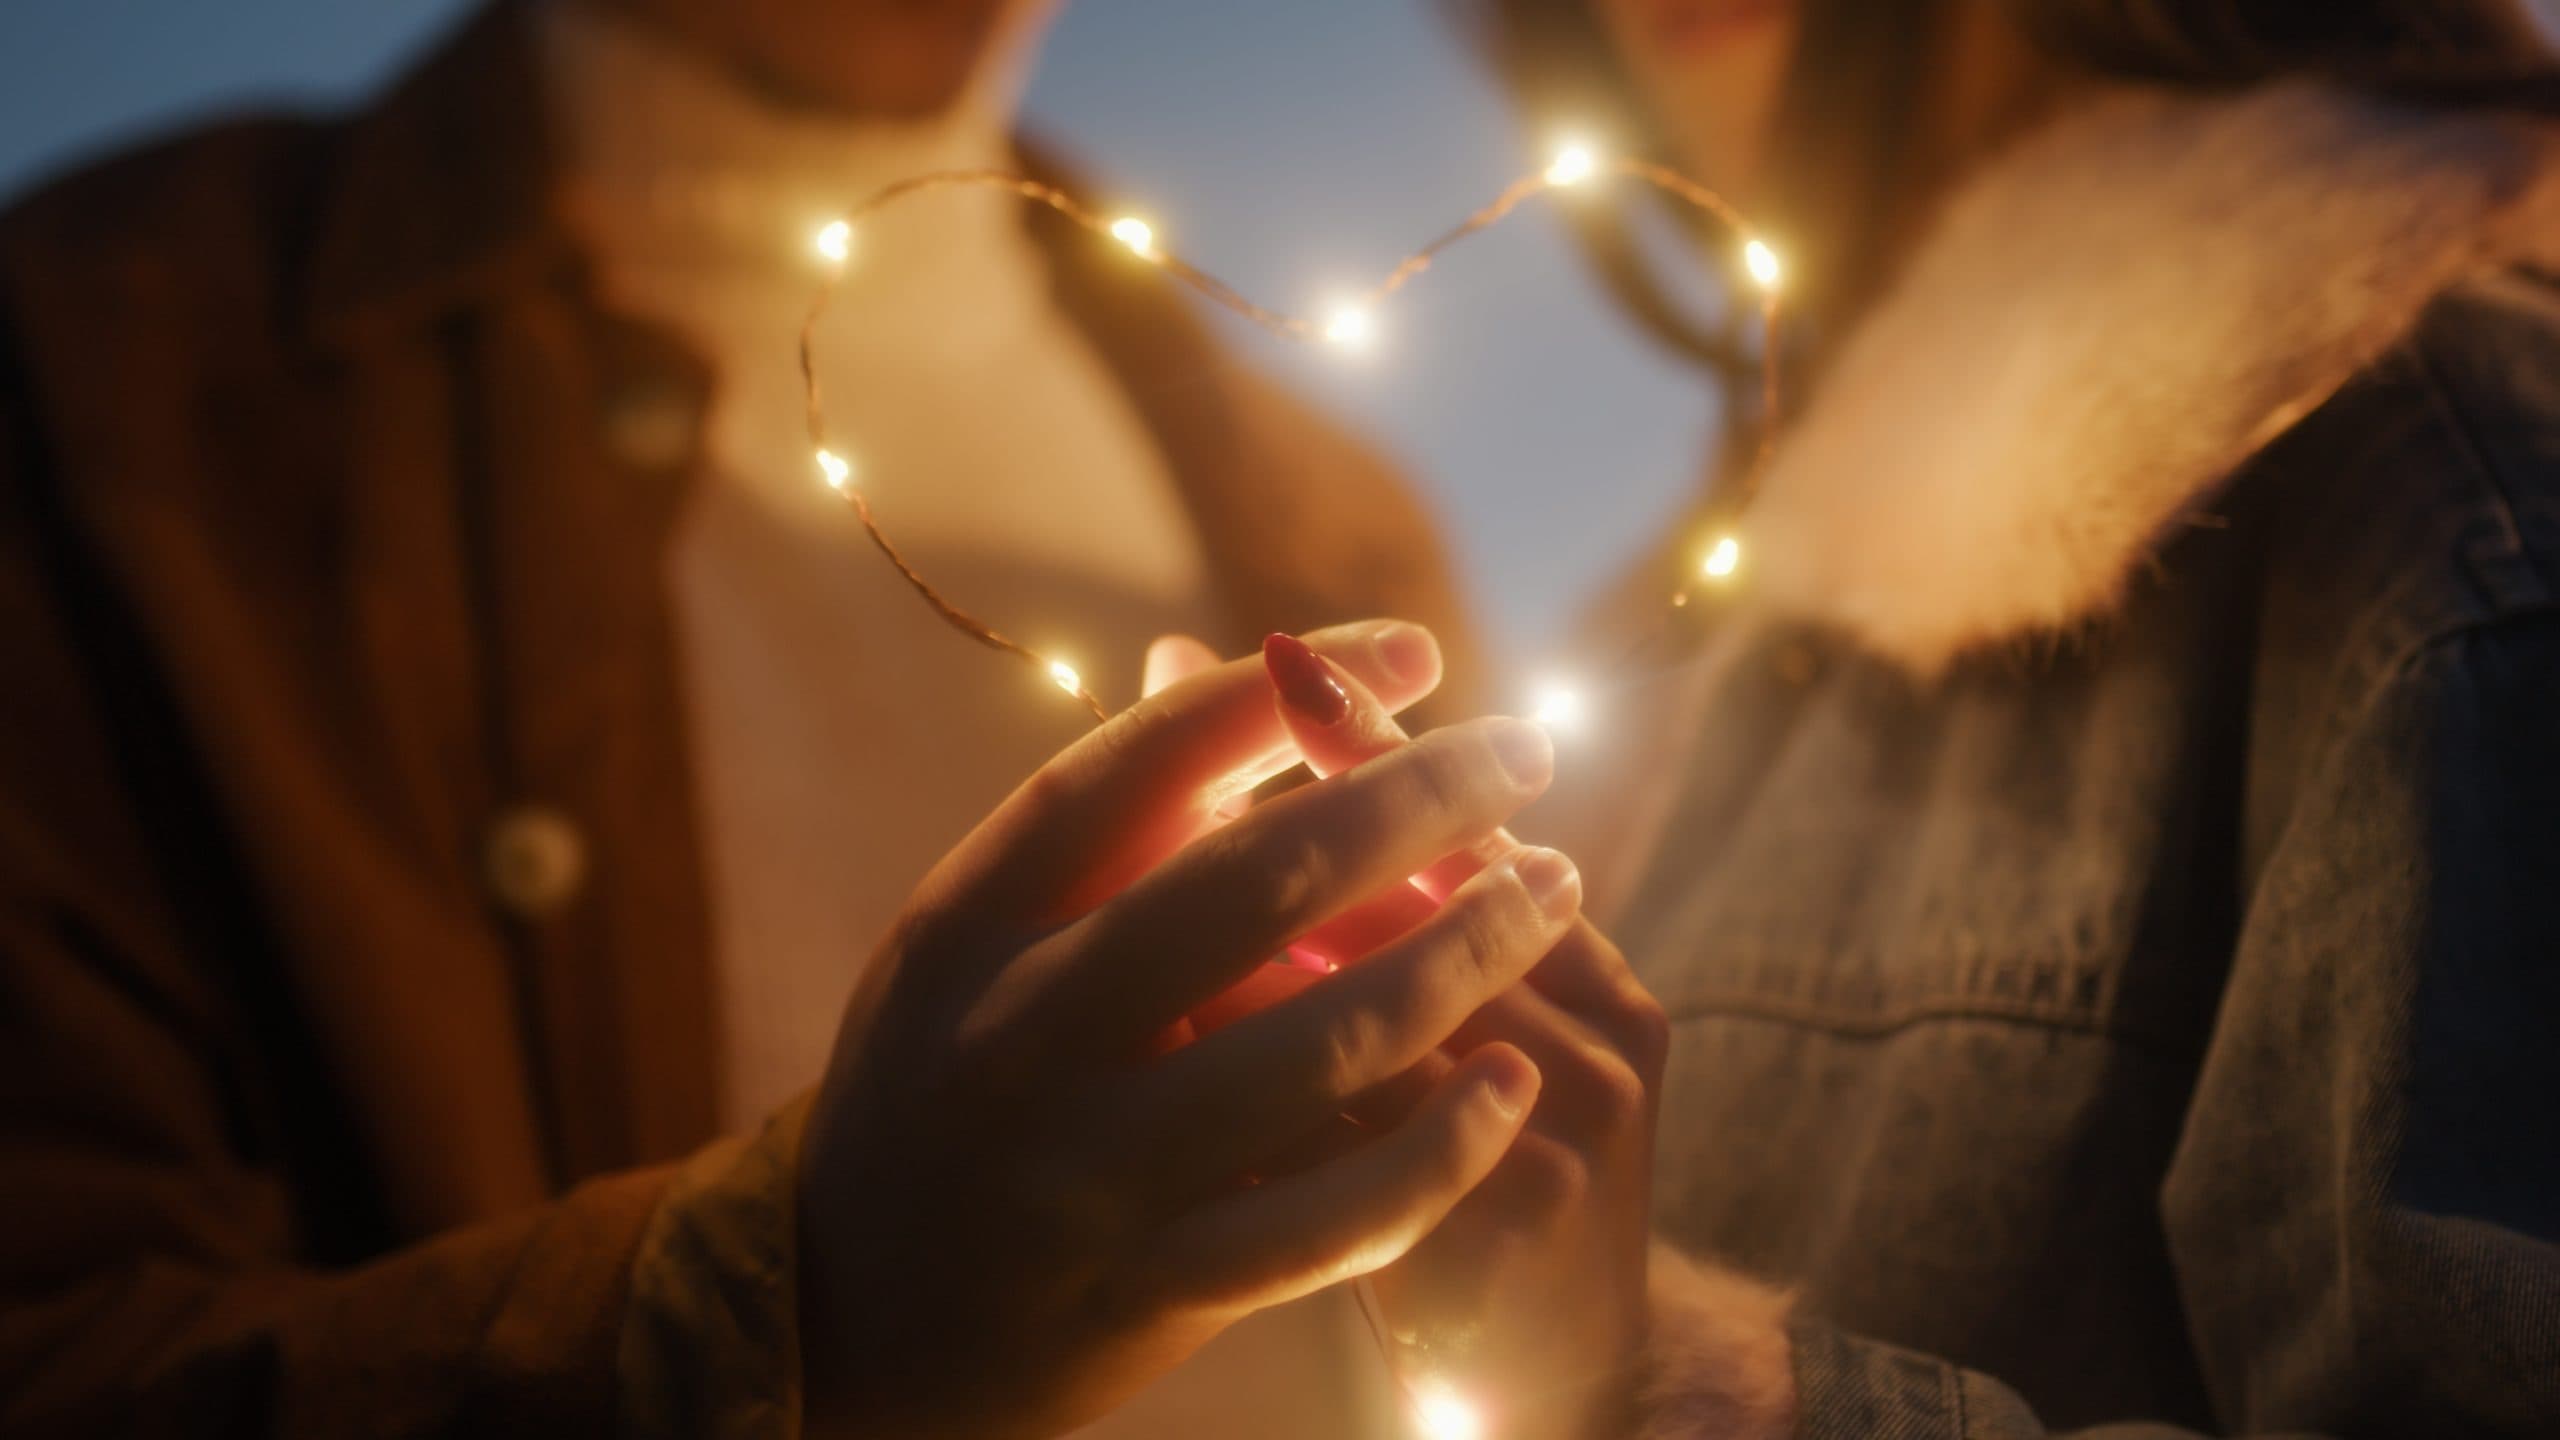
1047, 659, 1084, 695
1324, 306, 1376, 349
1109, 217, 1156, 257
1411, 1384, 1483, 1440
1743, 238, 1782, 292
815, 448, 854, 491
1702, 533, 1742, 580
1545, 143, 1598, 187
814, 220, 853, 264
1532, 685, 1584, 730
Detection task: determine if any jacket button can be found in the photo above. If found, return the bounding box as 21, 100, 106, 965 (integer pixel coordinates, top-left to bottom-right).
483, 806, 588, 918
598, 378, 702, 472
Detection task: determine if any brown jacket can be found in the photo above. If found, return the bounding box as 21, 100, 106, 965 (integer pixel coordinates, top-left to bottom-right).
0, 5, 1474, 1433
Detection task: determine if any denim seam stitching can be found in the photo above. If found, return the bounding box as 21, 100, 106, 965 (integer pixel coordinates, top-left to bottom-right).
2404, 329, 2554, 608
1660, 991, 2205, 1063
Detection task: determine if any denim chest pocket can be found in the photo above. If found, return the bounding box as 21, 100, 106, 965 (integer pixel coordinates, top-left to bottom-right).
1612, 634, 2237, 1055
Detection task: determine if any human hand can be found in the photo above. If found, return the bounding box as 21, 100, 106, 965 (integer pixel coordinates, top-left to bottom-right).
796, 620, 1585, 1440
1264, 632, 1669, 1440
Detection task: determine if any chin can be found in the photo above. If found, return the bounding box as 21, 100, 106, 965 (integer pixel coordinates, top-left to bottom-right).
735, 1, 1016, 116
1613, 0, 1794, 58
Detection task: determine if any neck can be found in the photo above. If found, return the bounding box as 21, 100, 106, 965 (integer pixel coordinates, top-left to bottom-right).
1796, 1, 2087, 341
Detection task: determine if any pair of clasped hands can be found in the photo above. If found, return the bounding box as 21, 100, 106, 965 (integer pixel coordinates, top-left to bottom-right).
800, 621, 1668, 1440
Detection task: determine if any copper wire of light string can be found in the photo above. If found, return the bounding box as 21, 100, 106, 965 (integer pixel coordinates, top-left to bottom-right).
801, 152, 1782, 1435
805, 162, 1779, 1429
798, 154, 1787, 727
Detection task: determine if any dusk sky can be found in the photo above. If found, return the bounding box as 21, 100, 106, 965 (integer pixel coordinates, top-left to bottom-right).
0, 0, 1725, 667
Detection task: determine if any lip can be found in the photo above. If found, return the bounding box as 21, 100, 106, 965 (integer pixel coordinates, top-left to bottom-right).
1629, 0, 1792, 54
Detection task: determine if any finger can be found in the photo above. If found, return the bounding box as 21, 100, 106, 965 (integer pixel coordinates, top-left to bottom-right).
1291, 876, 1436, 969
1267, 630, 1503, 901
1263, 1050, 1456, 1176
1024, 716, 1559, 1055
1268, 633, 1647, 1021
926, 619, 1443, 931
1114, 848, 1581, 1193
1443, 985, 1650, 1146
1185, 961, 1320, 1038
1143, 633, 1224, 699
1145, 1044, 1540, 1314
1147, 633, 1262, 834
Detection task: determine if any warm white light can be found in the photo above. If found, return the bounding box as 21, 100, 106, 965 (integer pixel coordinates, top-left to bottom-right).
1324, 306, 1376, 349
1545, 143, 1598, 187
1743, 238, 1782, 292
1412, 1384, 1482, 1440
815, 220, 853, 264
1047, 659, 1084, 695
1702, 533, 1742, 580
815, 448, 854, 491
1109, 217, 1156, 257
1532, 685, 1584, 730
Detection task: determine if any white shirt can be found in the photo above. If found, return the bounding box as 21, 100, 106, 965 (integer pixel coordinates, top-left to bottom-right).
538, 6, 1398, 1435
541, 0, 1214, 1127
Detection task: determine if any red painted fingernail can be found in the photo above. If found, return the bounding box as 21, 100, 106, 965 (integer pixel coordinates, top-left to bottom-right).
1263, 633, 1352, 726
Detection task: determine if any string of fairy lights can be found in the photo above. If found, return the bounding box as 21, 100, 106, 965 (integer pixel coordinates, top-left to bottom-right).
797, 140, 1785, 1440
798, 140, 1786, 734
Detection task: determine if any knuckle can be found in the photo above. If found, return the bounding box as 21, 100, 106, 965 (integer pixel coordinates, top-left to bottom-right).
1451, 888, 1523, 981
1612, 987, 1673, 1080
1013, 758, 1082, 824
1326, 962, 1453, 1097
1378, 945, 1463, 1043
1426, 1096, 1494, 1192
1094, 693, 1173, 766
1397, 733, 1484, 821
1505, 1134, 1588, 1219
1317, 1005, 1388, 1101
1580, 1048, 1651, 1132
1209, 822, 1329, 928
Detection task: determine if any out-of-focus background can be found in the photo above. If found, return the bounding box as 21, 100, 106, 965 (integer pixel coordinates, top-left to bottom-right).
0, 0, 1724, 665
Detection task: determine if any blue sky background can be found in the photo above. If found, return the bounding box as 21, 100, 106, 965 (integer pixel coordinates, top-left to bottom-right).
0, 0, 1723, 665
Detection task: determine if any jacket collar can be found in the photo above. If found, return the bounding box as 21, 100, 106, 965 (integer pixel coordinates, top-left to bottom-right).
305, 0, 575, 344
1747, 82, 2560, 674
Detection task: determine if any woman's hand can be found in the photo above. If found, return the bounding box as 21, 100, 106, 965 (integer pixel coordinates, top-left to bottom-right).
796, 620, 1584, 1440
1263, 632, 1669, 1440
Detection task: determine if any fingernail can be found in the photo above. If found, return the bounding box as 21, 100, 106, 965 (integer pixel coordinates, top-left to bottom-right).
1369, 621, 1437, 686
1513, 846, 1582, 921
1263, 633, 1351, 726
1484, 1057, 1541, 1120
1486, 717, 1555, 791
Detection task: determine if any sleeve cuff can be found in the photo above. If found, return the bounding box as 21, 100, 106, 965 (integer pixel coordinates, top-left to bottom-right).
615, 1096, 812, 1440
1635, 1242, 1798, 1440
1787, 1319, 2042, 1440
1640, 1245, 2043, 1440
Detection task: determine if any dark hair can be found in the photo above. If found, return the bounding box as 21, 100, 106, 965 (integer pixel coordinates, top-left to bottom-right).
1457, 0, 2559, 372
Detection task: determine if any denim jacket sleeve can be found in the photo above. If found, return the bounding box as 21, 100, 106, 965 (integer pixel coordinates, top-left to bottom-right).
615, 1097, 811, 1440
1640, 613, 2560, 1439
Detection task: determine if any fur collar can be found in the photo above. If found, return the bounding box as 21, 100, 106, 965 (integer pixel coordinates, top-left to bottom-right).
1746, 82, 2560, 673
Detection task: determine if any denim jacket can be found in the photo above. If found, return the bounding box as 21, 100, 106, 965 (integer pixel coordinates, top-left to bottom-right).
1597, 85, 2560, 1440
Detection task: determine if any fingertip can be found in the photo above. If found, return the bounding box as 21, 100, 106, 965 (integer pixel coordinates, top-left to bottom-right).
1511, 845, 1582, 923
1304, 619, 1441, 711
1264, 632, 1352, 727
1370, 621, 1441, 692
1463, 1041, 1542, 1122
1143, 633, 1222, 698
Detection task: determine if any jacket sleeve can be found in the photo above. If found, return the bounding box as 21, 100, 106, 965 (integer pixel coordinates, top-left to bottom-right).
0, 391, 802, 1440
1639, 615, 2560, 1439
